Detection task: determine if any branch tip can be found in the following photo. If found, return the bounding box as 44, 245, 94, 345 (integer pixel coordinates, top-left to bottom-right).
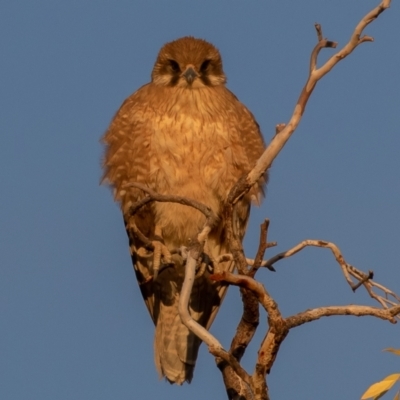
359, 35, 374, 44
314, 23, 323, 41
275, 123, 286, 135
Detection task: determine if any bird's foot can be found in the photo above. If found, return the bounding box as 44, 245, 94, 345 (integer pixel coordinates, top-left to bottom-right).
151, 240, 172, 279
195, 253, 215, 277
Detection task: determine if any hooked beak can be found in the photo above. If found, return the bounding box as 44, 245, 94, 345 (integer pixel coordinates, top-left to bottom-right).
182, 66, 197, 84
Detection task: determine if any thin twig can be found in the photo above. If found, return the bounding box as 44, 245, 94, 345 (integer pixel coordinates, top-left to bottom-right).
249, 220, 275, 275
309, 24, 337, 73
263, 239, 356, 289
125, 182, 219, 228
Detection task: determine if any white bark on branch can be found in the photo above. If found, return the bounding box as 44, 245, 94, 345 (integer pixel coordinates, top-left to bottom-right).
177, 248, 253, 385
177, 249, 223, 349
286, 304, 400, 328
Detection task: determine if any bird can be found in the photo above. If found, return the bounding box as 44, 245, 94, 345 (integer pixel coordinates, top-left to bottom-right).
101, 36, 266, 385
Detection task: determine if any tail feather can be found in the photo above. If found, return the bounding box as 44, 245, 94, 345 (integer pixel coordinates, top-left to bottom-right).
152, 260, 217, 384
154, 311, 198, 384
129, 209, 246, 384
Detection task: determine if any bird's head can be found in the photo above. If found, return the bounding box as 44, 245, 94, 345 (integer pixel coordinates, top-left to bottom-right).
151, 36, 226, 89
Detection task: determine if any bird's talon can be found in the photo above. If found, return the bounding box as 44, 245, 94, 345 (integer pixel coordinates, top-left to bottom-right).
151, 240, 172, 278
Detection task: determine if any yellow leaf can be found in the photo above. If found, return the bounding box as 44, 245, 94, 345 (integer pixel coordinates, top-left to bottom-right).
384, 348, 400, 356
361, 374, 400, 399
393, 390, 400, 400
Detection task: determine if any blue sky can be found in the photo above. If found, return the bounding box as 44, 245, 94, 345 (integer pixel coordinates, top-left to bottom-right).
1, 1, 399, 399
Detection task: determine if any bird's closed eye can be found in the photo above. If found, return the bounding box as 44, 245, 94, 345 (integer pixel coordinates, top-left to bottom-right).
168, 59, 180, 73
200, 59, 211, 73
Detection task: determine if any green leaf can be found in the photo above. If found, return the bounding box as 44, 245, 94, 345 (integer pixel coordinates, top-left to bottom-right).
384, 348, 400, 356
361, 374, 400, 399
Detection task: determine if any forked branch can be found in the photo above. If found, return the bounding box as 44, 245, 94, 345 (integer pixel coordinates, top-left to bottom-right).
125, 2, 394, 399
217, 1, 394, 399
263, 239, 400, 315
227, 0, 391, 206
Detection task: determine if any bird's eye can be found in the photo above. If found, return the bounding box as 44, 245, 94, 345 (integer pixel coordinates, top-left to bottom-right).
168, 60, 180, 73
200, 59, 211, 73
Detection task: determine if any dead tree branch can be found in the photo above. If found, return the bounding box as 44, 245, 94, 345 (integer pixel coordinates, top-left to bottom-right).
212, 272, 282, 321
178, 246, 223, 349
216, 1, 393, 399
263, 239, 400, 318
213, 273, 400, 381
286, 305, 400, 328
227, 0, 391, 207
124, 1, 395, 399
249, 220, 276, 274
264, 239, 358, 289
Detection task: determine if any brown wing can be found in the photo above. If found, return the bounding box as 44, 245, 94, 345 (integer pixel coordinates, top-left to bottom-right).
204, 88, 266, 336
101, 84, 154, 211
225, 89, 266, 177
222, 89, 266, 240
101, 84, 159, 320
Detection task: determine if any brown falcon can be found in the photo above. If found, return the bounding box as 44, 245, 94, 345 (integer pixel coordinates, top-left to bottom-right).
102, 36, 266, 384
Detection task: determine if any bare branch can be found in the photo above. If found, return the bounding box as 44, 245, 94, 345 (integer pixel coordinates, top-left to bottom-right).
211, 273, 289, 382
309, 24, 337, 73
249, 220, 275, 275
212, 221, 274, 397
215, 362, 254, 400
211, 272, 282, 322
264, 239, 357, 287
255, 326, 288, 381
350, 268, 400, 319
262, 238, 399, 317
229, 288, 260, 363
210, 347, 252, 388
213, 221, 274, 399
286, 305, 400, 328
370, 280, 400, 303
125, 182, 219, 229
178, 245, 254, 388
351, 270, 374, 292
227, 0, 391, 206
255, 304, 400, 380
178, 245, 223, 350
